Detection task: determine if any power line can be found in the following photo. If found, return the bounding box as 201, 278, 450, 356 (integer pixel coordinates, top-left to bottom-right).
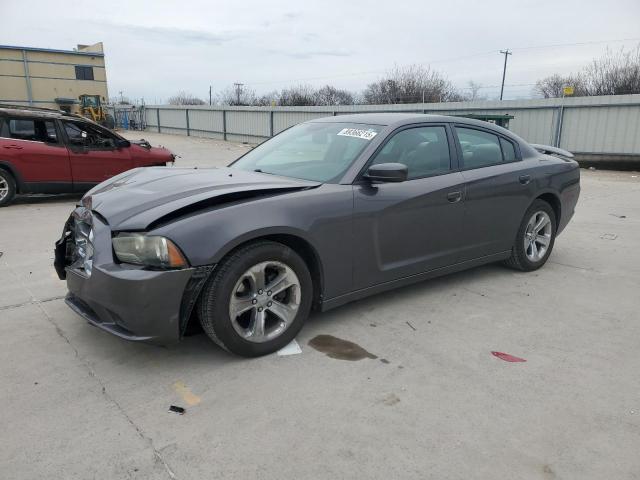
243, 36, 640, 89
510, 36, 640, 51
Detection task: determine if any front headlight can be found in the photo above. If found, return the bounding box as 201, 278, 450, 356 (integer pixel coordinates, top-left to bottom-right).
112, 233, 188, 269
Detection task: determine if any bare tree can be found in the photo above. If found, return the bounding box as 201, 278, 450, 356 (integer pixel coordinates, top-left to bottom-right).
216, 85, 257, 106
313, 85, 355, 106
362, 64, 462, 104
583, 45, 640, 95
534, 74, 587, 98
167, 91, 206, 105
253, 91, 279, 106
277, 84, 317, 106
535, 45, 640, 98
465, 81, 484, 101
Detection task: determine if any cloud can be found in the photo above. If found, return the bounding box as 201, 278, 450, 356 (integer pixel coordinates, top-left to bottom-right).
268, 49, 352, 59
89, 21, 238, 45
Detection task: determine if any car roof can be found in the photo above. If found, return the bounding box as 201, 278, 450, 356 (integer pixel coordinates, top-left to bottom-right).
310, 112, 511, 132
0, 104, 85, 121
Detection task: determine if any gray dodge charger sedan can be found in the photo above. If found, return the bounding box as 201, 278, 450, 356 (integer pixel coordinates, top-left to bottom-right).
54, 113, 580, 357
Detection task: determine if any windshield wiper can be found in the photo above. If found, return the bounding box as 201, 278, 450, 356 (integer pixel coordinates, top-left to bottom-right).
253, 169, 274, 175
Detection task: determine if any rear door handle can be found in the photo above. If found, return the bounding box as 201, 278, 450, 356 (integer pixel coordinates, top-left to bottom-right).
519, 175, 531, 185
447, 191, 462, 203
2, 144, 23, 150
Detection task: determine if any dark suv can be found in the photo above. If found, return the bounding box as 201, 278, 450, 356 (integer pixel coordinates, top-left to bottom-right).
0, 105, 175, 206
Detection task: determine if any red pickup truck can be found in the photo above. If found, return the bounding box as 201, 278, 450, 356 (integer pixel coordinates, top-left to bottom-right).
0, 105, 175, 206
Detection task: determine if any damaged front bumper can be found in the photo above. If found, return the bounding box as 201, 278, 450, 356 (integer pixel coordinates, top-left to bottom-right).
54, 208, 212, 345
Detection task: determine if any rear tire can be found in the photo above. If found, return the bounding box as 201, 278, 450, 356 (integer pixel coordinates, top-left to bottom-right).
198, 241, 313, 357
504, 199, 556, 271
0, 169, 16, 207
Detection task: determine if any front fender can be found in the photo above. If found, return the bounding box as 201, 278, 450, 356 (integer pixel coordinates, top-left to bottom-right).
151, 184, 355, 300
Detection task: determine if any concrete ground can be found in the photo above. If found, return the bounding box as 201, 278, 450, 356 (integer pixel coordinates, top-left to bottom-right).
1, 131, 639, 480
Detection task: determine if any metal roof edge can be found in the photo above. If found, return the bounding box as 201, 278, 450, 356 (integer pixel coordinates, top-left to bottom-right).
0, 45, 104, 57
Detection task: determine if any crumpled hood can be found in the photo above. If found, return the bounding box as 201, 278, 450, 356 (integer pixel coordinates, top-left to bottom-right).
84, 167, 320, 230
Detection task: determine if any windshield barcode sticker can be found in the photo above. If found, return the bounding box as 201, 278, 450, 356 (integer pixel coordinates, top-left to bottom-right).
337, 128, 377, 140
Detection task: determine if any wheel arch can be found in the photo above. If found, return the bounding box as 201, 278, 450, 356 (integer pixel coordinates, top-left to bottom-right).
534, 191, 562, 229
0, 160, 24, 193
210, 231, 325, 310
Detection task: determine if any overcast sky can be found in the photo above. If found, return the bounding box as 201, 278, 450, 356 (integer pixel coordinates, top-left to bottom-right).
3, 0, 640, 103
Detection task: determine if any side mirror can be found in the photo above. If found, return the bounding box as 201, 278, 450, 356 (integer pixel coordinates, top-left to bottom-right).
116, 139, 131, 148
364, 163, 408, 183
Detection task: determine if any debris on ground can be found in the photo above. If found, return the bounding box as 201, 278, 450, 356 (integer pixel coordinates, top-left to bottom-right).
601, 233, 618, 240
277, 339, 302, 356
406, 321, 417, 331
168, 405, 185, 415
491, 351, 527, 362
610, 214, 627, 219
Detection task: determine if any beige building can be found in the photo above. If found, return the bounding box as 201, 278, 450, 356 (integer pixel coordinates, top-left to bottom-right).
0, 42, 108, 111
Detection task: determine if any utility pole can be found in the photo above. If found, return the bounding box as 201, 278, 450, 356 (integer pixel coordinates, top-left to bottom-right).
499, 50, 512, 100
233, 82, 244, 105
209, 85, 212, 106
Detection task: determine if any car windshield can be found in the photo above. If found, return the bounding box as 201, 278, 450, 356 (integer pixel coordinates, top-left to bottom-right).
230, 122, 383, 183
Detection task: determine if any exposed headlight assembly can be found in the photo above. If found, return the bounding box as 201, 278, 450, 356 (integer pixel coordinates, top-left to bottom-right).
112, 233, 188, 269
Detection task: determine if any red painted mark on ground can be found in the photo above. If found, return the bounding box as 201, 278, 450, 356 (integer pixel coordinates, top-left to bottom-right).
491, 351, 526, 362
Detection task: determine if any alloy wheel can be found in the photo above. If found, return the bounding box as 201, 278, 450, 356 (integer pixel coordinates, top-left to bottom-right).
524, 211, 552, 262
228, 260, 301, 343
0, 177, 8, 201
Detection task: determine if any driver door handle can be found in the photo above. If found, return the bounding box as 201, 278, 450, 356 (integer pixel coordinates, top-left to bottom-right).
3, 144, 23, 150
519, 175, 531, 185
447, 191, 462, 203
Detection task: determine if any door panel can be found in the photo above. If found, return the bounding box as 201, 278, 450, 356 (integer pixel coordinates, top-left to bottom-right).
0, 118, 71, 183
68, 148, 132, 185
459, 162, 535, 260
453, 125, 535, 261
61, 120, 132, 185
352, 172, 466, 290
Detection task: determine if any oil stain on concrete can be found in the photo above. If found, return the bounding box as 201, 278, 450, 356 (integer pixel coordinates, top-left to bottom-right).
308, 334, 377, 361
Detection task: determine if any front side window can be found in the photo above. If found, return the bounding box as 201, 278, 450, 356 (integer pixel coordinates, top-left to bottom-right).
0, 118, 58, 143
456, 127, 518, 169
63, 121, 115, 149
75, 65, 94, 80
231, 122, 383, 183
370, 126, 451, 179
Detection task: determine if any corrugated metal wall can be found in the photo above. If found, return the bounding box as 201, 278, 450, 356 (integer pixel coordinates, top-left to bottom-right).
143, 94, 640, 155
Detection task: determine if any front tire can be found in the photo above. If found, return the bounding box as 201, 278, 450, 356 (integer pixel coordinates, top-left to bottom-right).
504, 199, 556, 271
0, 169, 16, 207
198, 241, 313, 357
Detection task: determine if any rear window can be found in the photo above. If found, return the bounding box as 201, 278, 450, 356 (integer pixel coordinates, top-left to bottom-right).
0, 118, 58, 143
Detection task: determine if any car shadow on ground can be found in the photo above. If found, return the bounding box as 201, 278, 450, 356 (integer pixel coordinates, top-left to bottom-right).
12, 193, 82, 206
59, 261, 512, 371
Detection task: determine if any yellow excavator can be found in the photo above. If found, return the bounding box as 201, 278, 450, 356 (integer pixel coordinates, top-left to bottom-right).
78, 94, 115, 129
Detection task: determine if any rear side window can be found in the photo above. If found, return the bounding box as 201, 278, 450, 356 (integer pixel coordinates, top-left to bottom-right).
456, 127, 518, 169
0, 118, 58, 143
500, 137, 517, 162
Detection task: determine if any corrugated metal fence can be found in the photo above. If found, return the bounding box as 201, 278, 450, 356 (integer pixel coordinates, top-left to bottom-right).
142, 94, 640, 157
